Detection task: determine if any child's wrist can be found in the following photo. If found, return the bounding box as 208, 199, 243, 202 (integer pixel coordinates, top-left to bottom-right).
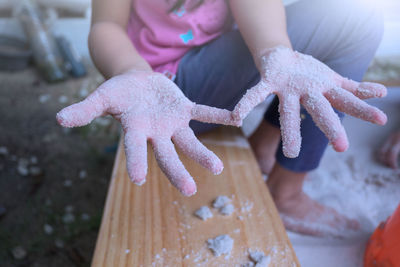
254, 45, 292, 72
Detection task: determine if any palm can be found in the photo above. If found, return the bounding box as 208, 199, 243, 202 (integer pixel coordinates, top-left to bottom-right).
57, 71, 233, 196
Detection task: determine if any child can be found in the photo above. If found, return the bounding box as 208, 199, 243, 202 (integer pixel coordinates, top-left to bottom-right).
57, 0, 388, 236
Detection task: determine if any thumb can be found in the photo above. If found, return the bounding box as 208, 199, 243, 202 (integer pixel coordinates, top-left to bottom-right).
232, 81, 272, 122
56, 91, 108, 128
191, 104, 235, 126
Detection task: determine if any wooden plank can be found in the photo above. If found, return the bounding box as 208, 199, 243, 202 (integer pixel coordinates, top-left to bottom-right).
364, 79, 400, 88
92, 127, 300, 267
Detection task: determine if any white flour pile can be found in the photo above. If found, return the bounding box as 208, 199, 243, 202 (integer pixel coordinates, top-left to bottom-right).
207, 235, 234, 258
248, 250, 272, 267
220, 203, 235, 215
288, 88, 400, 267
213, 195, 231, 209
194, 206, 213, 221
213, 195, 236, 216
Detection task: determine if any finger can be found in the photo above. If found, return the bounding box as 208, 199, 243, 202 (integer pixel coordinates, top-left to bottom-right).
124, 131, 148, 185
56, 90, 108, 127
301, 93, 349, 152
340, 78, 387, 99
191, 104, 233, 126
172, 128, 223, 174
278, 94, 301, 158
152, 139, 197, 196
232, 81, 273, 125
325, 87, 387, 125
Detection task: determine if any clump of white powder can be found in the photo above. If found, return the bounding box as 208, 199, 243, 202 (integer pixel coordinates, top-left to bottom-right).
220, 203, 235, 215
248, 250, 271, 267
207, 235, 234, 257
213, 195, 235, 215
213, 195, 231, 208
249, 250, 265, 262
255, 256, 271, 267
194, 206, 213, 221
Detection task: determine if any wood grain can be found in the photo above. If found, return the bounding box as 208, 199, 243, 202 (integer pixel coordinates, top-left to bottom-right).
92, 127, 299, 267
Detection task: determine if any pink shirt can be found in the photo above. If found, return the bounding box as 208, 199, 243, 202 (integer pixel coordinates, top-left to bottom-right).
127, 0, 232, 79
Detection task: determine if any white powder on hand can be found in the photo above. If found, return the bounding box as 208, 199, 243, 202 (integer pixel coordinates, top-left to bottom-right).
220, 203, 235, 215
194, 206, 213, 221
212, 195, 231, 209
207, 235, 234, 257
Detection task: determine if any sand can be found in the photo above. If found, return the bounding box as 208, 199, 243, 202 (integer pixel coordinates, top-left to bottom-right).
289, 87, 400, 266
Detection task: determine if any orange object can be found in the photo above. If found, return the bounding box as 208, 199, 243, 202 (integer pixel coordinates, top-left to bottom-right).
364, 204, 400, 267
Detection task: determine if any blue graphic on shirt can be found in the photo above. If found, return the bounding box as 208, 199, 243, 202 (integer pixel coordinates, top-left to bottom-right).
180, 29, 194, 44
173, 7, 186, 17
163, 70, 176, 81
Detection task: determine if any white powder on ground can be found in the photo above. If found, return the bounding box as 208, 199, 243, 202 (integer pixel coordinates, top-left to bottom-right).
288, 88, 400, 267
207, 235, 234, 257
213, 196, 231, 209
194, 206, 213, 221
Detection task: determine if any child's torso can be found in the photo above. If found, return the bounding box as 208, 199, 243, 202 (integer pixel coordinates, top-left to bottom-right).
127, 0, 232, 77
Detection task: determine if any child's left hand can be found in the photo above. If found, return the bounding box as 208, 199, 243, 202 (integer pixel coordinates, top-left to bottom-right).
378, 131, 400, 169
232, 46, 387, 158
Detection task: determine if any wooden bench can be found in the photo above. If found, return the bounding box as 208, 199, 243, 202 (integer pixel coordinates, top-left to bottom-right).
92, 127, 299, 266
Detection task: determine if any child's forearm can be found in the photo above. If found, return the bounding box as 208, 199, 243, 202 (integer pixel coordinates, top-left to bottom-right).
89, 0, 151, 79
88, 22, 152, 79
229, 0, 292, 67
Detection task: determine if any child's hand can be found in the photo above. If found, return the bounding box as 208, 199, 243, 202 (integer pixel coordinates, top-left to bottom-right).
232, 46, 387, 158
378, 131, 400, 169
56, 70, 233, 196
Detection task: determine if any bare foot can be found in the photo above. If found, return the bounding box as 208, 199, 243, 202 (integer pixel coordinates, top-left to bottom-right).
249, 121, 280, 175
276, 192, 360, 237
268, 164, 360, 237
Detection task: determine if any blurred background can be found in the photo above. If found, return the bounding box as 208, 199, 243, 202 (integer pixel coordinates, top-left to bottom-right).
0, 1, 119, 267
0, 0, 398, 267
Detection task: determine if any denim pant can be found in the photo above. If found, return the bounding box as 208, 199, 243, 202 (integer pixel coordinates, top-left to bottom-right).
174, 0, 383, 172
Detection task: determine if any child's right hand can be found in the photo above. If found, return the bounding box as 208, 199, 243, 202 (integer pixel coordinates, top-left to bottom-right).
56, 70, 234, 196
378, 131, 400, 169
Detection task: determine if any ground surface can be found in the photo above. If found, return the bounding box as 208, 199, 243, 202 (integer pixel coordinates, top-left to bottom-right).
0, 66, 120, 267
